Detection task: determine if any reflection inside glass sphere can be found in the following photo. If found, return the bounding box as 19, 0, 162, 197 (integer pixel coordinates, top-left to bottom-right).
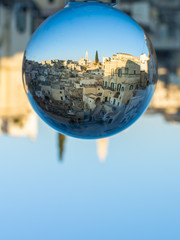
23, 2, 157, 139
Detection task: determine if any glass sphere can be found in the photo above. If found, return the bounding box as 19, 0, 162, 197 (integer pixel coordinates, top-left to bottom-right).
23, 1, 157, 139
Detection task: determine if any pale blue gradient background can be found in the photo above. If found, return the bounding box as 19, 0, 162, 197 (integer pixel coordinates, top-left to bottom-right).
0, 114, 179, 240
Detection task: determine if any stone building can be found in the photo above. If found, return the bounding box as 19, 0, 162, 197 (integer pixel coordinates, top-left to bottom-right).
0, 53, 37, 138
103, 53, 149, 106
52, 88, 65, 101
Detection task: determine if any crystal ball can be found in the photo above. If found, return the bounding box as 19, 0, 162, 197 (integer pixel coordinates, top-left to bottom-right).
23, 2, 158, 139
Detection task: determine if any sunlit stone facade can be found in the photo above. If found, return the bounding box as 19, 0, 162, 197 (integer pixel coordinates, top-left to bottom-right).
103, 53, 149, 106
0, 53, 37, 138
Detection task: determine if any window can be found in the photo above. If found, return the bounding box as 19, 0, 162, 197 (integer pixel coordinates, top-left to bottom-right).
16, 5, 27, 33
113, 99, 116, 105
60, 97, 63, 101
121, 86, 124, 91
129, 85, 133, 90
117, 84, 121, 91
13, 118, 19, 123
111, 82, 114, 90
60, 91, 62, 94
125, 68, 129, 74
118, 69, 122, 77
105, 81, 107, 88
108, 119, 113, 124
134, 70, 136, 74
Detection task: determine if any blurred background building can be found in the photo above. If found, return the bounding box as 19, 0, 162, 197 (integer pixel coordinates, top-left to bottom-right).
114, 0, 180, 124
0, 52, 37, 138
115, 0, 180, 85
0, 0, 180, 159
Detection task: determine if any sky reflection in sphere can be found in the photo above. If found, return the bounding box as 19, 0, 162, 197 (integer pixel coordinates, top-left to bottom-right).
23, 2, 157, 139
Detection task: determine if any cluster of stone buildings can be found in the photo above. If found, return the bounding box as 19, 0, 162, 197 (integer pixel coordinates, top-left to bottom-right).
103, 53, 149, 107
24, 51, 149, 124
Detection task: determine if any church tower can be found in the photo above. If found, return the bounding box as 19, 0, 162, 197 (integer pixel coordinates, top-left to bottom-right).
85, 50, 88, 61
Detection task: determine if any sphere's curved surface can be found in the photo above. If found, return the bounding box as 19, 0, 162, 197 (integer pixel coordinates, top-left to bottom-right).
23, 2, 157, 139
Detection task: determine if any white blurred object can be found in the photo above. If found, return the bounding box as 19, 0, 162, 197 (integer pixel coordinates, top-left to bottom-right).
97, 138, 109, 162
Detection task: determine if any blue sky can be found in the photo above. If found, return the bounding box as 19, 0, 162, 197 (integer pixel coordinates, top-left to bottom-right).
0, 114, 179, 240
26, 2, 149, 62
